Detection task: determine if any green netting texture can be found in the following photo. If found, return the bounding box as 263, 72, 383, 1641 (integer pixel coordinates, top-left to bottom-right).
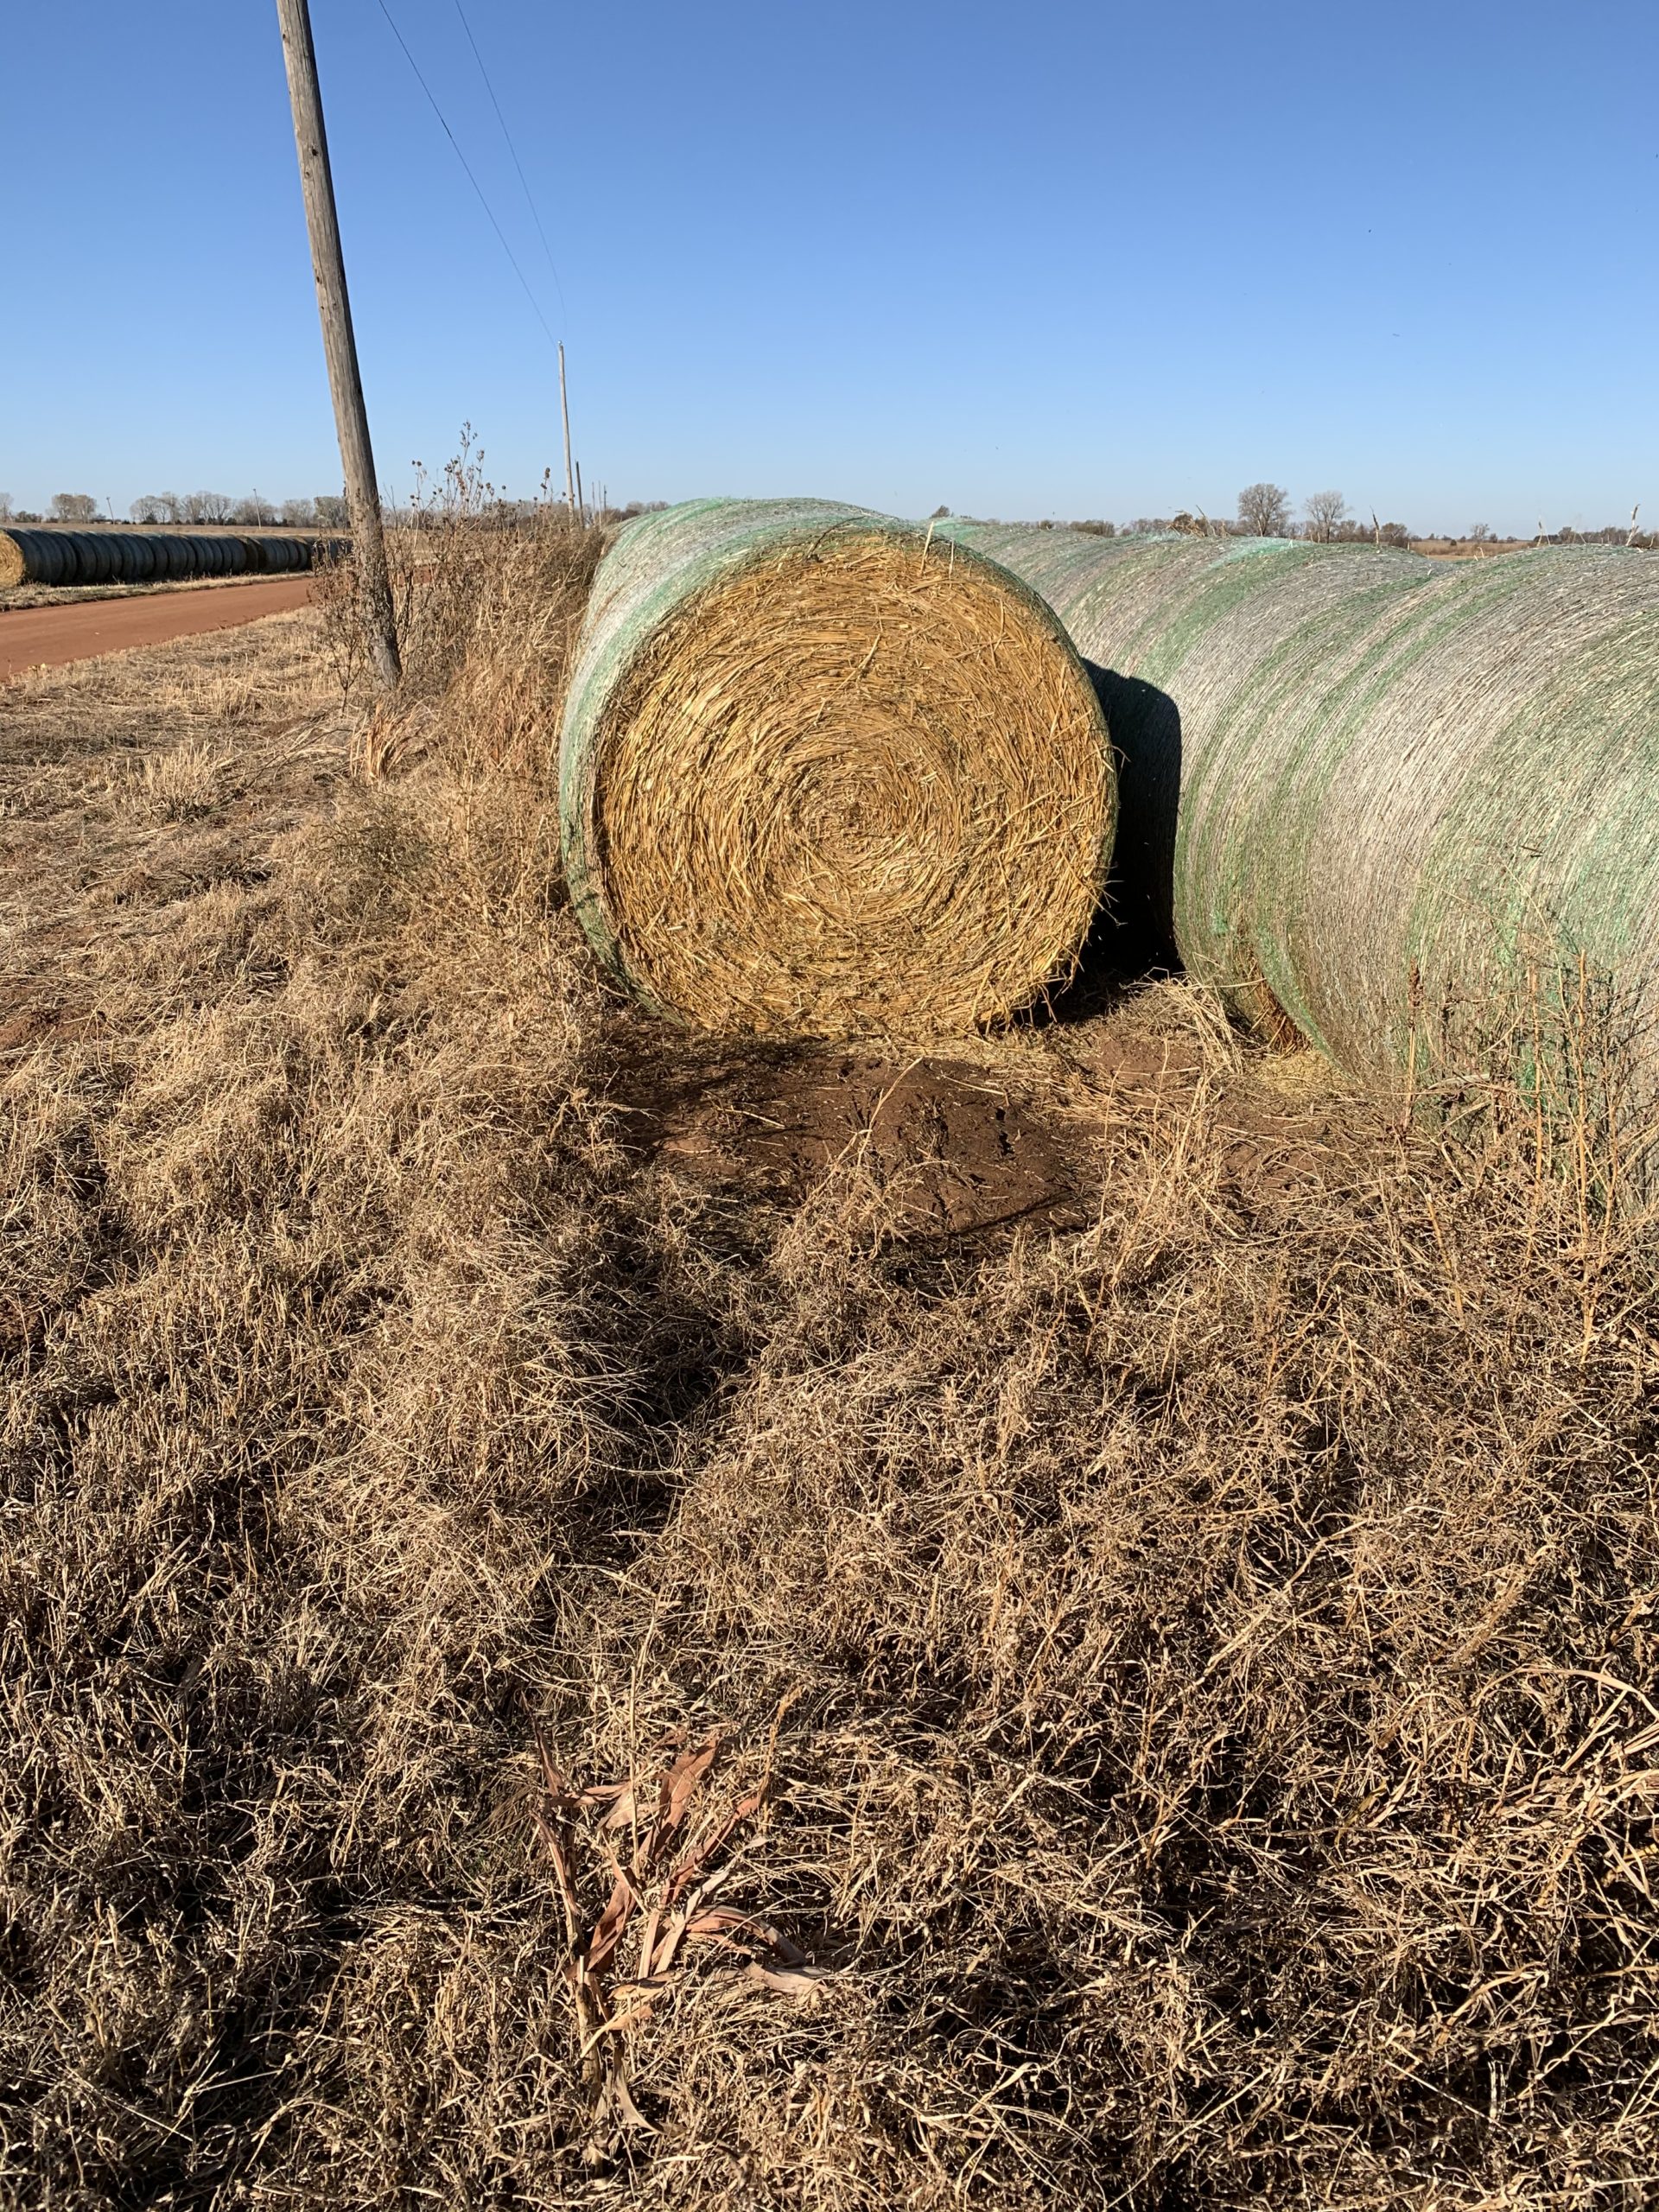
939, 524, 1659, 1096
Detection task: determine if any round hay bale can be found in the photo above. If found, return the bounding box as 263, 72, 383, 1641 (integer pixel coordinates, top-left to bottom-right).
64, 533, 102, 585
940, 523, 1659, 1105
0, 531, 26, 588
560, 498, 1114, 1038
26, 531, 72, 587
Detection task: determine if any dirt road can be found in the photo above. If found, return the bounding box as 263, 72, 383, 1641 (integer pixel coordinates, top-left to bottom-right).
0, 575, 315, 681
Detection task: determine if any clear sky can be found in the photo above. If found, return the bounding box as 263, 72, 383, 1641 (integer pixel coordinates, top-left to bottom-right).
4, 2, 1656, 536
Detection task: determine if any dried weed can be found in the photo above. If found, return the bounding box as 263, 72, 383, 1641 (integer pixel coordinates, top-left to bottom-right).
2, 563, 1656, 2209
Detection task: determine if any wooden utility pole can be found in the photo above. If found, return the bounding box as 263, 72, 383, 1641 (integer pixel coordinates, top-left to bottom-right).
559, 342, 576, 521
276, 0, 400, 688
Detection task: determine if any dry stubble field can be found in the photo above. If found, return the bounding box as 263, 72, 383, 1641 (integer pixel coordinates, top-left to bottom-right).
3, 532, 1657, 2209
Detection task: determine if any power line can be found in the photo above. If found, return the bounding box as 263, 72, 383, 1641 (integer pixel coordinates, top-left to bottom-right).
373, 0, 562, 353
451, 0, 567, 320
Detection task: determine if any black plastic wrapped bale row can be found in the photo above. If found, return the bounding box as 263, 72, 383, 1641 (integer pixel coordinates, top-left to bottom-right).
0, 531, 345, 589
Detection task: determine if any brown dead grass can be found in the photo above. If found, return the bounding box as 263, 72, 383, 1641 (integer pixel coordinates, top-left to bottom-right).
2, 540, 1656, 2209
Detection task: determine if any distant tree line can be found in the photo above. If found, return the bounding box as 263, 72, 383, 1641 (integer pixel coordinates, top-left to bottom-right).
127, 491, 351, 528
1043, 486, 1656, 550
0, 490, 355, 528
1039, 488, 1411, 544
0, 489, 668, 532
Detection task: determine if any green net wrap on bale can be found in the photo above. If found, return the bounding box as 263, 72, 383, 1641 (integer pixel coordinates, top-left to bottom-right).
558, 499, 1115, 1038
939, 524, 1659, 1103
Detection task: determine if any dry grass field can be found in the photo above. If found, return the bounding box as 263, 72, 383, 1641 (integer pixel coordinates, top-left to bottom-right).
3, 529, 1656, 2208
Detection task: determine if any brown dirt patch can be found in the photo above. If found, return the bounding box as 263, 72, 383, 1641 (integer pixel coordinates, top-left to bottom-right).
614, 1046, 1084, 1236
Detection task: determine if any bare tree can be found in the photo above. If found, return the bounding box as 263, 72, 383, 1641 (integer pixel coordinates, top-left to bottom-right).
232, 492, 278, 525
1303, 489, 1348, 543
313, 493, 349, 529
1466, 522, 1494, 543
50, 492, 99, 522
280, 497, 316, 527
130, 495, 164, 524
0, 493, 11, 523
182, 490, 236, 524
1237, 481, 1291, 537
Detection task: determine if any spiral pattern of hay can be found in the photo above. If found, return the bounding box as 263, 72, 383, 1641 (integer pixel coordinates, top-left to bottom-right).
940, 524, 1659, 1109
560, 500, 1113, 1037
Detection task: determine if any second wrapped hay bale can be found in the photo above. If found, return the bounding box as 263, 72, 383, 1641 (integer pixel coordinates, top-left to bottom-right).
559, 499, 1114, 1036
940, 525, 1659, 1104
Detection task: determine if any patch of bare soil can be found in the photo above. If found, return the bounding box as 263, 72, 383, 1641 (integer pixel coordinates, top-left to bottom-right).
613, 1046, 1083, 1236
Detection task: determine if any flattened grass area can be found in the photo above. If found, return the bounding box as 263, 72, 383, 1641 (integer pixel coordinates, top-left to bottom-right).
3, 568, 1656, 2209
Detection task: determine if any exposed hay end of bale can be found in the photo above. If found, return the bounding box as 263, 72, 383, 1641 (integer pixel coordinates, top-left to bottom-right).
0, 532, 26, 590
560, 500, 1114, 1038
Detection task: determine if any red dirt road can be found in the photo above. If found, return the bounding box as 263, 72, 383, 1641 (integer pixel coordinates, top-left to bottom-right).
0, 576, 315, 682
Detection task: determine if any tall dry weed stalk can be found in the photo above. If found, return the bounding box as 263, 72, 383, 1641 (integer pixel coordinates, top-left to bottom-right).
315, 429, 603, 789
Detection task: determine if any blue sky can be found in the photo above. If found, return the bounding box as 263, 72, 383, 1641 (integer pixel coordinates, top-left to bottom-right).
5, 2, 1656, 535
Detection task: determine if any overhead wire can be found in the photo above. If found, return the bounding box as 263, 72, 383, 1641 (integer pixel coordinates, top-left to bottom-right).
450, 0, 567, 319
373, 0, 563, 353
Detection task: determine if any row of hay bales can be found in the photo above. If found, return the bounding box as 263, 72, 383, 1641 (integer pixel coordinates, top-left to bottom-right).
0, 529, 346, 590
937, 524, 1659, 1107
558, 500, 1659, 1121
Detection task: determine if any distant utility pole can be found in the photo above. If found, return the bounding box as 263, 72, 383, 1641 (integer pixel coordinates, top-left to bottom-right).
559, 343, 576, 520
275, 0, 401, 688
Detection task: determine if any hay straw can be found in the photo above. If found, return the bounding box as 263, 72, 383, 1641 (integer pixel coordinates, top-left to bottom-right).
560, 500, 1113, 1037
941, 524, 1659, 1108
0, 531, 26, 589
